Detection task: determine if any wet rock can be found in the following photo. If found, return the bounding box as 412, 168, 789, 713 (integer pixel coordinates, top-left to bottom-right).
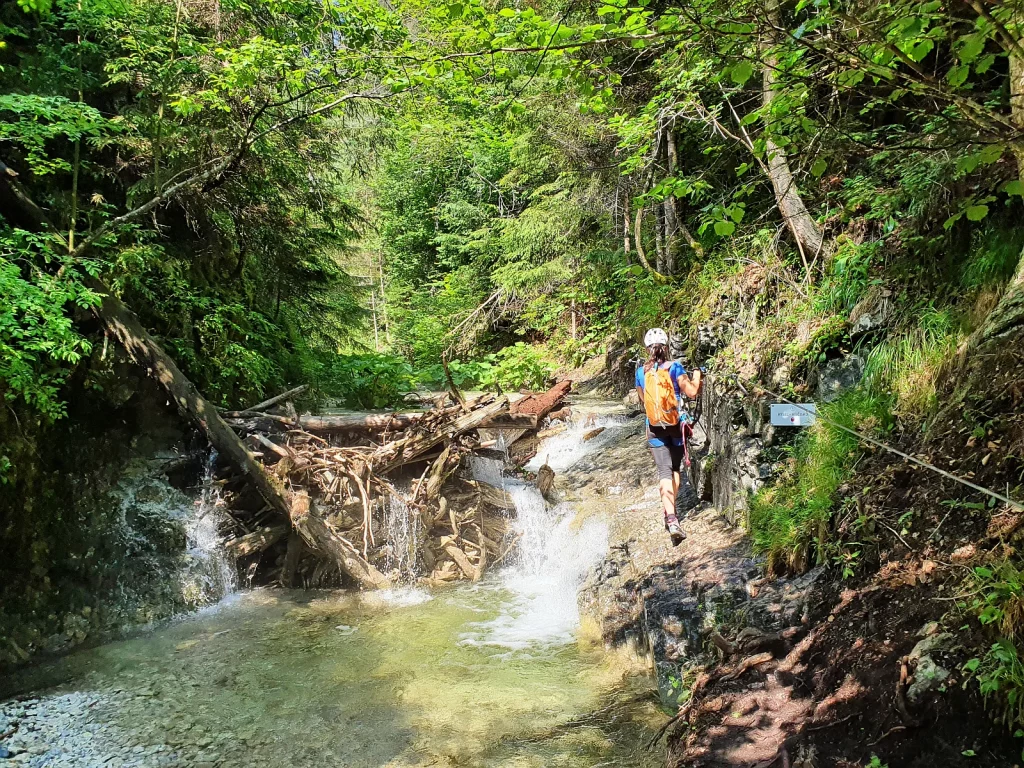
909, 632, 956, 661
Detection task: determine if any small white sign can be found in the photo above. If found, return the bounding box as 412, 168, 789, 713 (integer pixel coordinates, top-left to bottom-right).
770, 403, 817, 427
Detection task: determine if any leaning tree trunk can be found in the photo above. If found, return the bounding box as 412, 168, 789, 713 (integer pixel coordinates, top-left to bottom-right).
0, 163, 390, 589
761, 0, 824, 263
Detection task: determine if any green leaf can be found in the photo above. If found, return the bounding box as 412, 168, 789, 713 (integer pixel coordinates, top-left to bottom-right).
943, 213, 962, 230
958, 33, 985, 64
976, 53, 996, 74
957, 154, 981, 175
979, 143, 1003, 164
810, 158, 826, 178
908, 39, 934, 63
447, 3, 463, 17
966, 204, 989, 221
730, 60, 754, 85
946, 64, 969, 87
714, 220, 736, 236
1004, 180, 1024, 197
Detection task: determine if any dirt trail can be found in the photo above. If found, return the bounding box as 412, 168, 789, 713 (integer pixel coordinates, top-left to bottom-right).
569, 404, 1022, 768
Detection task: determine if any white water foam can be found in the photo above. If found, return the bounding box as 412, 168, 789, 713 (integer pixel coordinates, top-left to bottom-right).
524, 413, 630, 473
182, 454, 237, 602
463, 433, 609, 651
381, 491, 420, 581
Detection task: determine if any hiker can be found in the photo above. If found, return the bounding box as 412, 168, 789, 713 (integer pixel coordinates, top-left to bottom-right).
635, 328, 702, 546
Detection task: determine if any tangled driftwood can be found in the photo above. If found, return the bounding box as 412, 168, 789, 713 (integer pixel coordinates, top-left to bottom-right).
216, 385, 571, 589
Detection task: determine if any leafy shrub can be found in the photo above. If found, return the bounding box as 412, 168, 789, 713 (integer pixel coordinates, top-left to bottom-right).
964, 561, 1024, 732
316, 353, 416, 409
483, 343, 553, 390
748, 390, 891, 574
0, 233, 100, 421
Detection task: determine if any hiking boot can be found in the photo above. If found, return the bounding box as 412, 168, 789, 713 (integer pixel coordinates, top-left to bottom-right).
666, 518, 686, 546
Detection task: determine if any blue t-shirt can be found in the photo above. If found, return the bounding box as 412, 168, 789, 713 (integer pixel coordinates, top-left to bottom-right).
636, 361, 687, 447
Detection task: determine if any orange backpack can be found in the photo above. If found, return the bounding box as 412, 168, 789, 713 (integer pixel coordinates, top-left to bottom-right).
643, 365, 680, 427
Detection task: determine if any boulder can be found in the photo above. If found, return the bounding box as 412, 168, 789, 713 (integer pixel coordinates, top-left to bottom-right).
815, 354, 864, 402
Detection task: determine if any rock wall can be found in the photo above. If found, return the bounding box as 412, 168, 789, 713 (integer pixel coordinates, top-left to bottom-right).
0, 350, 210, 668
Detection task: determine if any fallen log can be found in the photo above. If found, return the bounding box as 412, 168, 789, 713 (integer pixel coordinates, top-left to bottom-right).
509, 380, 572, 418
258, 408, 537, 434
220, 385, 308, 418
91, 279, 295, 520
442, 538, 478, 580
378, 396, 509, 473
225, 525, 288, 558
289, 491, 390, 589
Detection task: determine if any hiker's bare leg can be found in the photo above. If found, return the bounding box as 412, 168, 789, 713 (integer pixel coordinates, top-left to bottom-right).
659, 478, 675, 520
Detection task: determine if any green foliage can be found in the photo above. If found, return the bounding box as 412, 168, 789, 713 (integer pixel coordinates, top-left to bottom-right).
962, 562, 1024, 732
481, 343, 554, 391
0, 231, 99, 420
863, 305, 960, 415
964, 639, 1024, 732
317, 354, 416, 409
748, 390, 892, 574
960, 228, 1024, 293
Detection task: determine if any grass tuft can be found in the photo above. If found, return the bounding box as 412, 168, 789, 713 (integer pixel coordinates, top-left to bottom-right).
863, 305, 960, 416
747, 389, 891, 574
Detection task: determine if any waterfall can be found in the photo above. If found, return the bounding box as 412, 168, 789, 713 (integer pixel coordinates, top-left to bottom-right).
382, 491, 420, 581
463, 420, 619, 651
179, 453, 237, 604
111, 452, 236, 616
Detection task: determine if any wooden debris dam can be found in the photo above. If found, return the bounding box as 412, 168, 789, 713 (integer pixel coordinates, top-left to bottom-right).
210, 384, 572, 590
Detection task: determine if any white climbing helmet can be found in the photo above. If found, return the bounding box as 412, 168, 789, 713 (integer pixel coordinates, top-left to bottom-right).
644, 327, 669, 348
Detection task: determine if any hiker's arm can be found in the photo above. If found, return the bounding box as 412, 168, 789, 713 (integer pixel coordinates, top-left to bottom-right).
678, 369, 702, 399
635, 386, 644, 403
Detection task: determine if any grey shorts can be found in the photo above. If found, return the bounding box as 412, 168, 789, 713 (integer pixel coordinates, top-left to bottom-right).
649, 442, 685, 481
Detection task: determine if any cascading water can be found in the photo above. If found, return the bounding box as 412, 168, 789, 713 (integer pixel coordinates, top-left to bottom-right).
180, 453, 237, 602
111, 452, 236, 614
381, 490, 420, 582
1, 403, 663, 768
462, 413, 631, 651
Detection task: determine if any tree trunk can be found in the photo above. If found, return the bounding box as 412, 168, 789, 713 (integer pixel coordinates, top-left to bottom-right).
761, 0, 824, 262
508, 380, 572, 418
90, 278, 296, 519
654, 203, 667, 274
665, 127, 704, 260
1011, 13, 1024, 177
633, 206, 661, 278
623, 198, 633, 263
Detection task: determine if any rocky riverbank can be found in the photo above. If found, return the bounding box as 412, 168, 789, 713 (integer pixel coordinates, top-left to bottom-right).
564, 345, 1024, 767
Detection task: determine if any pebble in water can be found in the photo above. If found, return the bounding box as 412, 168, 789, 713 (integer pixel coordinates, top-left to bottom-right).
0, 691, 183, 768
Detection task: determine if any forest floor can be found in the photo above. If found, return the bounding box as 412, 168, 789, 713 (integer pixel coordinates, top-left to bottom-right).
569, 351, 1024, 767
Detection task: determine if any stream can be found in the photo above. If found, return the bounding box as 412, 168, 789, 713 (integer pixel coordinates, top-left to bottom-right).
0, 405, 664, 768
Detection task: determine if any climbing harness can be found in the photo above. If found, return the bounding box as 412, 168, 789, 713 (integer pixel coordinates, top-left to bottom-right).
716, 371, 1024, 514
